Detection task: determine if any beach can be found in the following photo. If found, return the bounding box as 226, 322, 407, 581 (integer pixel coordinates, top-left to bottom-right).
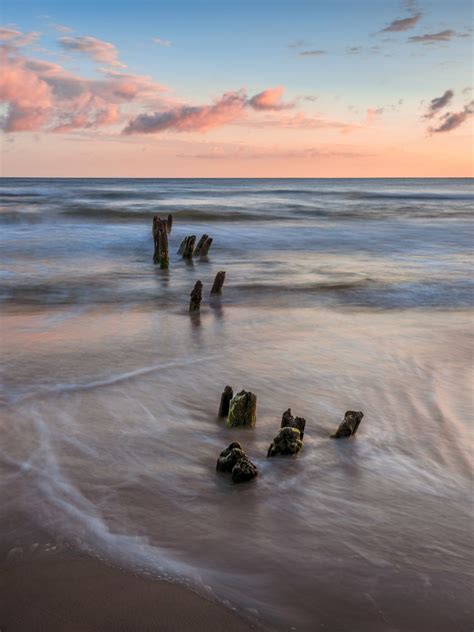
1, 178, 473, 631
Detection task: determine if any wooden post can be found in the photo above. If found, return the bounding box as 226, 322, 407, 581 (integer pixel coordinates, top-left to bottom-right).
167, 214, 173, 234
183, 235, 196, 259
330, 411, 364, 439
210, 271, 226, 295
281, 408, 306, 440
189, 280, 203, 311
153, 217, 169, 268
177, 237, 187, 255
227, 390, 257, 427
194, 234, 208, 256
199, 236, 213, 256
218, 385, 233, 417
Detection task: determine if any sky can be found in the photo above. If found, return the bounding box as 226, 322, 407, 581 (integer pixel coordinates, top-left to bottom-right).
0, 0, 473, 177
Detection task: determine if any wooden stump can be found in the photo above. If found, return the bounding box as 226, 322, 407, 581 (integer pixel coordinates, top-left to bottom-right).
199, 236, 213, 256
227, 390, 257, 427
182, 235, 196, 259
330, 411, 364, 438
267, 427, 303, 457
210, 271, 226, 295
281, 408, 306, 440
152, 217, 169, 269
167, 214, 173, 234
189, 280, 203, 311
177, 237, 187, 255
194, 234, 209, 256
218, 385, 233, 417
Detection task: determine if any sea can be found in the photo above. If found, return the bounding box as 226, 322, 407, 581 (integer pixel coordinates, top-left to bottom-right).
1, 178, 473, 630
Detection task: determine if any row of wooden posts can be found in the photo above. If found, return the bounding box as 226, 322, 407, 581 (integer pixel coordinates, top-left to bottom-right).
152, 213, 226, 312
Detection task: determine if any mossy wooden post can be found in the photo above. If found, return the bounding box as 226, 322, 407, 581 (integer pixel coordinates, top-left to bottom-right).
189, 280, 203, 312
167, 214, 173, 234
218, 385, 233, 417
153, 217, 169, 268
194, 234, 208, 256
210, 271, 226, 295
267, 427, 303, 457
183, 235, 196, 259
199, 236, 213, 256
281, 408, 306, 440
227, 390, 257, 427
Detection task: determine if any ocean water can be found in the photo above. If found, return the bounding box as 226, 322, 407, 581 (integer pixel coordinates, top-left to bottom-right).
1, 178, 473, 630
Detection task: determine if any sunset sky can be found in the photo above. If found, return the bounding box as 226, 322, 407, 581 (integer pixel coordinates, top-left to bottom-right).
1, 0, 473, 177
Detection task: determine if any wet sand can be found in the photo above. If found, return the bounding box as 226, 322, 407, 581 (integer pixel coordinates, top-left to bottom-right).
1, 556, 263, 632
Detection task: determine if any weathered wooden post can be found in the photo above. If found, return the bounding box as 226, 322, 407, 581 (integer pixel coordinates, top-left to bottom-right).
153, 217, 169, 269
194, 234, 209, 256
227, 390, 257, 427
218, 385, 233, 417
281, 408, 306, 440
183, 235, 196, 259
167, 214, 173, 234
210, 271, 226, 295
177, 237, 187, 255
189, 280, 203, 312
330, 411, 364, 438
199, 236, 213, 256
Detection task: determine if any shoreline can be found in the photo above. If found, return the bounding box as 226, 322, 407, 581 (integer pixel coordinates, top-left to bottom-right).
1, 554, 265, 632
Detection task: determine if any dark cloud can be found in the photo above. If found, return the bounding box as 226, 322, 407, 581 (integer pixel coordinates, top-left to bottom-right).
382, 13, 422, 32
346, 46, 362, 54
424, 89, 454, 118
298, 49, 326, 56
429, 102, 473, 133
408, 30, 455, 43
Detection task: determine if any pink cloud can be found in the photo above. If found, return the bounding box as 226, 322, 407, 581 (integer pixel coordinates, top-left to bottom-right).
0, 26, 40, 47
247, 86, 293, 111
59, 35, 125, 67
123, 90, 248, 134
0, 46, 169, 133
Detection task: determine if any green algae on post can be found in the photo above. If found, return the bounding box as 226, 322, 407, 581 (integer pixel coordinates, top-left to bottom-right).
267, 427, 303, 457
227, 390, 257, 427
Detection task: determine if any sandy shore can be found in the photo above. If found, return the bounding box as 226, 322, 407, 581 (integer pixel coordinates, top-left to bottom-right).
1, 556, 264, 632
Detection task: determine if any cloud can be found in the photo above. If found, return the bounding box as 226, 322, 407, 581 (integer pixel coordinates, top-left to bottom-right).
346, 46, 362, 54
0, 26, 40, 47
424, 89, 454, 118
59, 35, 125, 67
408, 30, 455, 43
152, 37, 171, 47
382, 13, 422, 32
367, 107, 384, 124
123, 90, 248, 134
298, 49, 326, 57
49, 23, 73, 33
429, 102, 474, 133
247, 86, 293, 111
0, 46, 169, 133
124, 87, 298, 134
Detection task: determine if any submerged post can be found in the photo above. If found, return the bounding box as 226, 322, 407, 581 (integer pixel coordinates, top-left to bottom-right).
210, 271, 226, 295
194, 234, 209, 257
218, 385, 233, 417
167, 214, 173, 234
153, 217, 169, 269
183, 235, 196, 259
199, 236, 213, 257
189, 280, 203, 312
